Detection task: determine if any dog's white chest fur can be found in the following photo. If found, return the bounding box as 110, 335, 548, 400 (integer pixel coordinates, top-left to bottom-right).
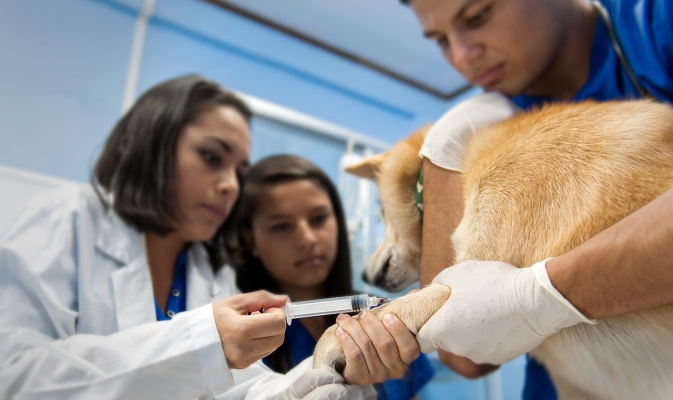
533, 306, 673, 399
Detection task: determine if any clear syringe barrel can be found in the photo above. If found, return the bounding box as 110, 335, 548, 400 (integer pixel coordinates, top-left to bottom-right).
282, 294, 375, 325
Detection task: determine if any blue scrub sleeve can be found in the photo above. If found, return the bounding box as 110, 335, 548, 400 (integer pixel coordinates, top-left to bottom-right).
523, 356, 557, 400
375, 354, 435, 400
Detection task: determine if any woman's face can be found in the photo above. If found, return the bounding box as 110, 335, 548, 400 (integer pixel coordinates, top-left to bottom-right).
172, 105, 251, 242
248, 179, 339, 293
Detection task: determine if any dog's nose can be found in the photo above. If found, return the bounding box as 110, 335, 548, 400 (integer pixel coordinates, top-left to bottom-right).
362, 271, 371, 285
373, 272, 386, 288
372, 257, 391, 288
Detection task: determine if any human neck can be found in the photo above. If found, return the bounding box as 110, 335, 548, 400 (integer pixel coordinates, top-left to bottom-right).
280, 283, 326, 302
145, 231, 188, 309
146, 232, 188, 273
523, 2, 597, 100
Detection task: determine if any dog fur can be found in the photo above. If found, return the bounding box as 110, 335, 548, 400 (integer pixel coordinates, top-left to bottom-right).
313, 100, 673, 399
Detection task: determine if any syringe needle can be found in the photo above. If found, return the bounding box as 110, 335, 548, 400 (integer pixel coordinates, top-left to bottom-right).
377, 297, 392, 305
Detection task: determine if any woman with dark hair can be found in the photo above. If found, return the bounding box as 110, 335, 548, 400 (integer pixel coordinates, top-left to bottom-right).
228, 155, 434, 400
0, 75, 417, 399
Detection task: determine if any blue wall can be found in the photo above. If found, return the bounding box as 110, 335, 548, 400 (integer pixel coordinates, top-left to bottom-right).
0, 0, 135, 181
0, 0, 475, 183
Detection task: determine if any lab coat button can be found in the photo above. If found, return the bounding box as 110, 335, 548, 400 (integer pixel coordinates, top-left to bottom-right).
171, 289, 180, 297
167, 310, 175, 318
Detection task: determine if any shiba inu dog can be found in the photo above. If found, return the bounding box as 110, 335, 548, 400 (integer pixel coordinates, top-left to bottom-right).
314, 100, 673, 399
342, 125, 430, 292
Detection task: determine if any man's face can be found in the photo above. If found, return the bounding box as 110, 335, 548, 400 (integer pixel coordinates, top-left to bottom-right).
410, 0, 565, 97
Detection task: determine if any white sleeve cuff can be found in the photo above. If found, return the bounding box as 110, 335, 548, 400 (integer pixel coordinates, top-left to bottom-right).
419, 147, 464, 172
418, 115, 470, 172
185, 303, 234, 392
532, 259, 597, 325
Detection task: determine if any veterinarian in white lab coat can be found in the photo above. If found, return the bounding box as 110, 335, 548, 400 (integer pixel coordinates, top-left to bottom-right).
400, 0, 673, 397
0, 75, 414, 399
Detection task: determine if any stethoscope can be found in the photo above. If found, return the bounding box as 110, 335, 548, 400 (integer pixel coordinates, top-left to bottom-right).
591, 0, 650, 98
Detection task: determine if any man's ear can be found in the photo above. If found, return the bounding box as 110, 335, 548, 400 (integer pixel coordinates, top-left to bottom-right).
343, 152, 388, 182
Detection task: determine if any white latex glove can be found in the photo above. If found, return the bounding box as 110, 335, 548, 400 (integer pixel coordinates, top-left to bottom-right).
419, 91, 521, 172
274, 368, 377, 400
417, 259, 597, 365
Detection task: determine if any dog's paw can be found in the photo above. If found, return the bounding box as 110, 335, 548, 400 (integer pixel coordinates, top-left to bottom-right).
312, 284, 451, 370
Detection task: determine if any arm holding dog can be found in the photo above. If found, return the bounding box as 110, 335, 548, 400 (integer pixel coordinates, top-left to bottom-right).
419, 159, 463, 287
548, 186, 673, 319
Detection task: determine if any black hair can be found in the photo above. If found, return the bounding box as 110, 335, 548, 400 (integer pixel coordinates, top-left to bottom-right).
225, 154, 353, 372
92, 74, 251, 270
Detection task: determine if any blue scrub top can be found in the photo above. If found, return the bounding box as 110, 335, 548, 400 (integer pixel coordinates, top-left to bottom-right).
264, 319, 435, 400
154, 250, 188, 321
514, 0, 673, 109
513, 1, 673, 398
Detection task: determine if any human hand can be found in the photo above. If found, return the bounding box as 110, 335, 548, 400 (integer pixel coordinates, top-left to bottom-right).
417, 259, 596, 365
275, 368, 377, 400
212, 290, 287, 369
334, 310, 420, 385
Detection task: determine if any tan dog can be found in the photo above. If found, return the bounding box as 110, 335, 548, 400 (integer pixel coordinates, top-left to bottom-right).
341, 125, 430, 292
314, 100, 673, 399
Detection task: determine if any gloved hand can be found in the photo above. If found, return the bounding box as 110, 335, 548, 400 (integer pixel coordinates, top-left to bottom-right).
417, 259, 597, 365
276, 368, 377, 400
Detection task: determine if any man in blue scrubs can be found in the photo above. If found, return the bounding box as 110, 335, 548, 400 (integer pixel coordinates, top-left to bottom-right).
401, 0, 673, 398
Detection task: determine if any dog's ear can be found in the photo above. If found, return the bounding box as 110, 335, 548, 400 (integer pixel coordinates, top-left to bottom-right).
344, 152, 388, 181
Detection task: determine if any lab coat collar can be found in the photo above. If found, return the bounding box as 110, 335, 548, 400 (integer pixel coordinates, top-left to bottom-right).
95, 206, 144, 265
97, 208, 155, 329
111, 255, 156, 330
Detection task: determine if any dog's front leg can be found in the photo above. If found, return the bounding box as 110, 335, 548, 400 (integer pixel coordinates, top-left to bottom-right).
312, 285, 451, 371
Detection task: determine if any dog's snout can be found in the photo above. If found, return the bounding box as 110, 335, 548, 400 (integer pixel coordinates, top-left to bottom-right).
373, 257, 391, 287
361, 271, 370, 285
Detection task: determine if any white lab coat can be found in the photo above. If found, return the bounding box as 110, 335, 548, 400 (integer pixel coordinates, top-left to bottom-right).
0, 184, 312, 399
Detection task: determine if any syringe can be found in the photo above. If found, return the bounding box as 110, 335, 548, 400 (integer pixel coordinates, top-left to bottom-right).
281, 294, 391, 325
